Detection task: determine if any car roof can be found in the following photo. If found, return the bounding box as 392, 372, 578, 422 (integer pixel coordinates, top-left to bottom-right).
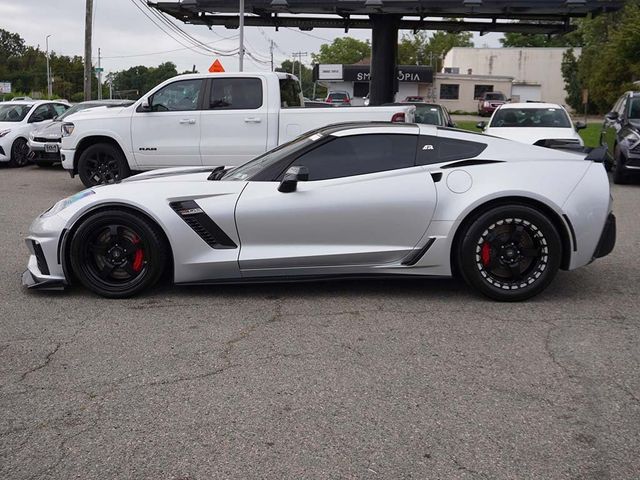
499, 102, 566, 110
1, 100, 66, 106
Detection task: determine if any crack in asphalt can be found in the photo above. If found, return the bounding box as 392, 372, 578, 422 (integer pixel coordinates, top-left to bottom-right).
451, 456, 489, 479
19, 342, 61, 381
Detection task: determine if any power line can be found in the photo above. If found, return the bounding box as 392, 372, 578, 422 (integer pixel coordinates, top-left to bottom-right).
284, 27, 332, 42
101, 38, 238, 59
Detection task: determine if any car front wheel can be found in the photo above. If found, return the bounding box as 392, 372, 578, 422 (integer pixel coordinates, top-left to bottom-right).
457, 205, 562, 301
69, 210, 167, 298
78, 143, 130, 187
9, 138, 30, 167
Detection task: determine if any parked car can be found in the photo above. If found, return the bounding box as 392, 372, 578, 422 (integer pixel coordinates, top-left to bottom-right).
477, 91, 508, 116
0, 100, 70, 167
28, 100, 134, 167
325, 90, 351, 106
476, 103, 586, 148
387, 102, 456, 127
601, 90, 640, 184
24, 122, 614, 302
60, 72, 415, 187
404, 96, 425, 103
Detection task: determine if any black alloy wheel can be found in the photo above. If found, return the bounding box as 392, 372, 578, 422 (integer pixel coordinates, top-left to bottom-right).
458, 205, 562, 301
611, 147, 628, 185
69, 210, 166, 298
78, 143, 130, 187
9, 138, 30, 167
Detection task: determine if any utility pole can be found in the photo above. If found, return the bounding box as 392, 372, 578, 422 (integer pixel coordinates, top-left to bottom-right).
45, 35, 52, 98
238, 0, 245, 71
270, 39, 274, 72
291, 51, 308, 83
84, 0, 93, 100
97, 48, 102, 100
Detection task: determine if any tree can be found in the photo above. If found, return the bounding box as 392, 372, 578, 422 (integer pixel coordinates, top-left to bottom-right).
0, 28, 26, 59
500, 23, 581, 48
397, 30, 472, 70
111, 62, 179, 98
561, 49, 582, 112
311, 37, 371, 64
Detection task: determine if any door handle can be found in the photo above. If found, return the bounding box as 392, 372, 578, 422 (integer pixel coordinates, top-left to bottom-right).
244, 117, 262, 123
179, 119, 196, 125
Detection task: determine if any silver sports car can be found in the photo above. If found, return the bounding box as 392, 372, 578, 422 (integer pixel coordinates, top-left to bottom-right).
23, 123, 615, 301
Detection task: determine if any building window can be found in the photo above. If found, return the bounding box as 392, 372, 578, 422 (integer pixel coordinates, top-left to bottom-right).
474, 84, 494, 100
440, 84, 459, 100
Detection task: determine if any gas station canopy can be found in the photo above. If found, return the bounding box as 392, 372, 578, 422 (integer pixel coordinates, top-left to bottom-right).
152, 0, 623, 34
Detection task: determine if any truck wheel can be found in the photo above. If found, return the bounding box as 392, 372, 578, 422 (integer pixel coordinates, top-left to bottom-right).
78, 143, 130, 187
456, 205, 562, 302
9, 138, 30, 167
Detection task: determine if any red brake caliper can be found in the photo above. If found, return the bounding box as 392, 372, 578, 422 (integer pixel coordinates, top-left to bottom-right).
131, 236, 144, 272
481, 242, 491, 267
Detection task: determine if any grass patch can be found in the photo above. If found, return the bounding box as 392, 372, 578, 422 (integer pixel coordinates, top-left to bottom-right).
453, 121, 602, 148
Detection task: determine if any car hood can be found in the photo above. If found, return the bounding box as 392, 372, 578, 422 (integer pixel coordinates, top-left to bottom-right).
484, 127, 583, 145
65, 105, 133, 121
0, 121, 24, 130
31, 121, 62, 138
121, 166, 219, 183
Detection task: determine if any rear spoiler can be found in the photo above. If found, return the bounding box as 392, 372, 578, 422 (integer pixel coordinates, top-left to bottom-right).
534, 139, 607, 163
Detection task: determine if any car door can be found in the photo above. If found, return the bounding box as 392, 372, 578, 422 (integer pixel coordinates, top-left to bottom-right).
200, 77, 268, 167
131, 78, 203, 168
234, 132, 437, 276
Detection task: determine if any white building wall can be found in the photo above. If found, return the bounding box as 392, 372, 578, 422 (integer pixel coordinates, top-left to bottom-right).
444, 47, 581, 108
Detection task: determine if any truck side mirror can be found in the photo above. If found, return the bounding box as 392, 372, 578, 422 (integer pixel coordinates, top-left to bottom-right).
139, 97, 151, 112
278, 166, 309, 193
575, 121, 587, 130
605, 111, 619, 121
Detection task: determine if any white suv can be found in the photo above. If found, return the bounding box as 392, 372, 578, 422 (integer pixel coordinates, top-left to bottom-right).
0, 101, 69, 167
477, 102, 585, 148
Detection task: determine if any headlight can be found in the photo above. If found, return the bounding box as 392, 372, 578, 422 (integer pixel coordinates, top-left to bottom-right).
41, 189, 95, 217
0, 129, 11, 138
623, 130, 640, 146
61, 122, 75, 136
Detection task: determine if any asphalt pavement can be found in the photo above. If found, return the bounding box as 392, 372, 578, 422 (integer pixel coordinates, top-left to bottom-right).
1, 165, 639, 479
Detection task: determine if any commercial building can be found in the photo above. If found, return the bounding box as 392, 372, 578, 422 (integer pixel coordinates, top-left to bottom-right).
443, 47, 581, 107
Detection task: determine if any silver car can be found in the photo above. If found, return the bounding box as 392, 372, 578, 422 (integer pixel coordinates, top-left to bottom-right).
23, 122, 615, 301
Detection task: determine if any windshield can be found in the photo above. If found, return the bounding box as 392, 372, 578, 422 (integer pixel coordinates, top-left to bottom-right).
490, 107, 571, 128
221, 132, 321, 181
329, 92, 348, 100
0, 104, 32, 122
629, 97, 640, 119
415, 105, 443, 126
485, 93, 506, 101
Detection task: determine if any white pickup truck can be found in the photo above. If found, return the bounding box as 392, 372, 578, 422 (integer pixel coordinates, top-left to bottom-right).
60, 72, 415, 187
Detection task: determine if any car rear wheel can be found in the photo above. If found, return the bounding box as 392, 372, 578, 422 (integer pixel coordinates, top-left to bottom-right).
69, 210, 167, 298
78, 143, 130, 187
612, 147, 628, 184
9, 138, 30, 167
457, 205, 562, 301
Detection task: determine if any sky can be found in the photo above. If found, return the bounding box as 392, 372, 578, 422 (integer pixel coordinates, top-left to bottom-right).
0, 0, 503, 75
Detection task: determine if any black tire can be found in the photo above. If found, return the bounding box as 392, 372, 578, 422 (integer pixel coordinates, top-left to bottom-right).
611, 147, 628, 185
69, 210, 167, 298
77, 142, 130, 187
456, 205, 562, 302
9, 138, 30, 167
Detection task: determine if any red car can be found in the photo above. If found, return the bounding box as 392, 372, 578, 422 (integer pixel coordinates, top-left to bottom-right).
478, 91, 507, 116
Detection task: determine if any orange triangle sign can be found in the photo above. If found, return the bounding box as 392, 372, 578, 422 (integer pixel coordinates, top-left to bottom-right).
209, 59, 225, 73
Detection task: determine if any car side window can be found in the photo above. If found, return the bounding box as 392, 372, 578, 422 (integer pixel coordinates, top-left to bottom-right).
289, 134, 418, 181
52, 104, 68, 116
417, 136, 487, 165
150, 79, 202, 112
29, 104, 53, 122
209, 78, 263, 110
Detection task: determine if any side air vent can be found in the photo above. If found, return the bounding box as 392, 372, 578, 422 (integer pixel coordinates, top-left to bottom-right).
169, 200, 237, 249
32, 241, 50, 275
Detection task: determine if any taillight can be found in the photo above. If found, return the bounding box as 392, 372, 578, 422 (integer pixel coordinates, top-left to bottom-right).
391, 112, 405, 123
344, 98, 351, 104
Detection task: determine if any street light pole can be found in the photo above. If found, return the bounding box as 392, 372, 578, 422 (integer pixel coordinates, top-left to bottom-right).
46, 35, 52, 98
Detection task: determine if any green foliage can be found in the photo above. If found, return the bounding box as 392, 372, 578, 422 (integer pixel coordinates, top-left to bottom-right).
276, 60, 326, 99
398, 30, 472, 69
500, 22, 581, 48
111, 62, 179, 98
561, 49, 583, 112
565, 0, 640, 113
311, 37, 371, 65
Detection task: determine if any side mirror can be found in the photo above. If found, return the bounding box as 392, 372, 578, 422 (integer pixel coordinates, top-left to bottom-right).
605, 111, 619, 121
29, 115, 45, 123
139, 97, 151, 112
278, 165, 309, 193
575, 121, 587, 130
476, 121, 487, 130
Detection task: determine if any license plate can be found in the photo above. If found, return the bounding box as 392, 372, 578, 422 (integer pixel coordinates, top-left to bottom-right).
44, 143, 58, 153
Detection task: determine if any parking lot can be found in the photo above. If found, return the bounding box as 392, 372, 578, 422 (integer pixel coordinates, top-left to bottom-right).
1, 165, 639, 479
